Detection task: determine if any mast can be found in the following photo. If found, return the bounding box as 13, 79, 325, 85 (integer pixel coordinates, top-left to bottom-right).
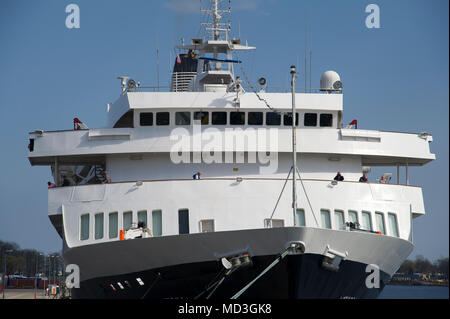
291, 65, 297, 225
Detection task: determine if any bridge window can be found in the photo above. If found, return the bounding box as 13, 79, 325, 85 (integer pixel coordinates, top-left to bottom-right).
95, 213, 104, 240
266, 112, 281, 125
304, 113, 317, 127
334, 210, 345, 230
194, 112, 209, 125
114, 110, 134, 128
109, 212, 118, 239
388, 213, 399, 237
178, 209, 189, 234
230, 112, 245, 125
320, 209, 331, 229
284, 113, 299, 126
80, 214, 90, 240
361, 211, 372, 231
248, 112, 263, 125
320, 113, 333, 127
152, 210, 162, 236
140, 112, 153, 126
175, 112, 191, 125
200, 219, 215, 232
123, 211, 133, 231
212, 112, 227, 125
375, 212, 386, 235
156, 112, 170, 125
295, 209, 306, 226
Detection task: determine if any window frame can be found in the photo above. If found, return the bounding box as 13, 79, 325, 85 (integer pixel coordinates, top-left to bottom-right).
387, 212, 400, 237
156, 112, 170, 126
94, 212, 104, 240
319, 113, 333, 127
230, 111, 246, 125
80, 214, 90, 241
123, 211, 133, 231
304, 113, 318, 127
175, 112, 191, 125
139, 112, 153, 126
361, 211, 373, 231
109, 212, 119, 239
320, 209, 332, 229
194, 111, 209, 125
334, 210, 345, 230
212, 111, 227, 125
248, 112, 263, 125
375, 211, 386, 235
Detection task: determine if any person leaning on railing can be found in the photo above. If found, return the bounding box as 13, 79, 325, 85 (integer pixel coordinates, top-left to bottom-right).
359, 173, 368, 182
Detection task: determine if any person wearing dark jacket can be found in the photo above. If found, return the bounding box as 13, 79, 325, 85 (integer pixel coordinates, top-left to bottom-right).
359, 173, 368, 182
334, 172, 344, 181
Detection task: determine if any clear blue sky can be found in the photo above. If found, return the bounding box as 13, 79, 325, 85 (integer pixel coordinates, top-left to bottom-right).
0, 0, 448, 261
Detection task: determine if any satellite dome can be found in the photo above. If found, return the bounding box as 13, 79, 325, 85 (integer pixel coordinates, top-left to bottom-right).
320, 71, 342, 91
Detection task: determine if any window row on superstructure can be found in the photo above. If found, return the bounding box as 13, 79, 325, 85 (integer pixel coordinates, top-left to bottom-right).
79, 207, 400, 242
265, 209, 399, 237
137, 110, 335, 127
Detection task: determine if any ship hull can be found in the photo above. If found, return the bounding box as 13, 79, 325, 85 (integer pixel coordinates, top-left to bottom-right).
64, 227, 412, 299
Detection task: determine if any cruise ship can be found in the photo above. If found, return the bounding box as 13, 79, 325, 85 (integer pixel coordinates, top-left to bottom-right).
27, 1, 435, 299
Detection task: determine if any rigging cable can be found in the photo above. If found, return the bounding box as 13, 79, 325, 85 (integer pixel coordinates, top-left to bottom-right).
233, 50, 319, 227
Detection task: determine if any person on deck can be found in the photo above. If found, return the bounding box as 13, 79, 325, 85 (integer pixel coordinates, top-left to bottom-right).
359, 173, 368, 182
334, 172, 344, 181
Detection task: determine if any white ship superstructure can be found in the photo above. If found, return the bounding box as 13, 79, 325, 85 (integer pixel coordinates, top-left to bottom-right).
28, 1, 435, 299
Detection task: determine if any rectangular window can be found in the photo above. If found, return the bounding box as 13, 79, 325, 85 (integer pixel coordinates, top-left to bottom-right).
178, 209, 189, 234
109, 212, 118, 239
152, 210, 162, 237
304, 113, 317, 127
212, 112, 227, 125
295, 209, 306, 226
138, 210, 148, 228
94, 213, 104, 240
388, 213, 399, 237
194, 111, 209, 125
283, 113, 299, 126
248, 112, 263, 125
230, 112, 245, 125
80, 214, 90, 240
320, 209, 331, 229
139, 112, 153, 126
156, 112, 170, 125
175, 112, 191, 125
375, 212, 386, 235
123, 211, 133, 231
334, 210, 345, 230
266, 112, 281, 125
320, 114, 333, 127
361, 211, 372, 231
264, 219, 284, 228
200, 219, 215, 232
348, 210, 358, 225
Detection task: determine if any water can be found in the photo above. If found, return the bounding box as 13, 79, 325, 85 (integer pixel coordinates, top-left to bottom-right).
379, 285, 449, 299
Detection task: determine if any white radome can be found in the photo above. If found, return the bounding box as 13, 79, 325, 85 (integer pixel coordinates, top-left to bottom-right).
320, 70, 342, 91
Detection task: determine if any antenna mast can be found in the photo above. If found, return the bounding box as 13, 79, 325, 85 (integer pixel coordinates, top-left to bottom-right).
291, 65, 298, 225
200, 0, 231, 41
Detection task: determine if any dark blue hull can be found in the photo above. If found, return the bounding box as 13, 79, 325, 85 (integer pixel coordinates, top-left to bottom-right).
71, 253, 389, 299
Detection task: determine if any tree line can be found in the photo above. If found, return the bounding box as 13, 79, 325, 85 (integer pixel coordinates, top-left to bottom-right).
397, 255, 449, 277
0, 240, 64, 278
